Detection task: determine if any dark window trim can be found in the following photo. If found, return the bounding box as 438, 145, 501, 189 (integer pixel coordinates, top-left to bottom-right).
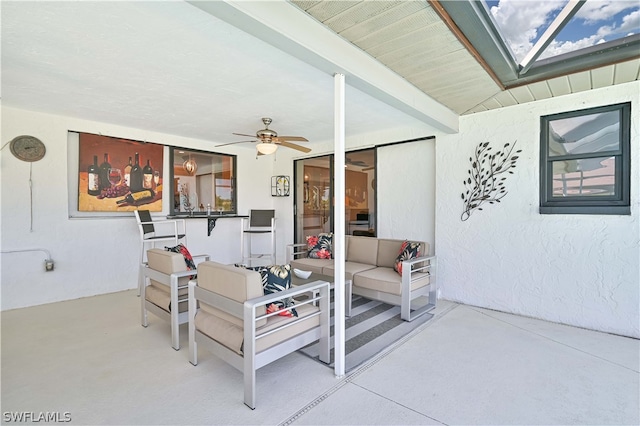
168, 146, 237, 216
539, 102, 631, 215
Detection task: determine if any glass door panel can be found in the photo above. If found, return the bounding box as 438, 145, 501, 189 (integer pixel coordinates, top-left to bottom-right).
294, 156, 332, 244
295, 148, 376, 244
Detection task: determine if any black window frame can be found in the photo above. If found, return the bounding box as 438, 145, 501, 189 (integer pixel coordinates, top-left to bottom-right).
539, 102, 631, 215
168, 147, 237, 216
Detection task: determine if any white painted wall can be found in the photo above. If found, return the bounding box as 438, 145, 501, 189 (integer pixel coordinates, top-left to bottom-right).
0, 106, 274, 310
1, 106, 436, 311
434, 82, 640, 338
377, 140, 436, 251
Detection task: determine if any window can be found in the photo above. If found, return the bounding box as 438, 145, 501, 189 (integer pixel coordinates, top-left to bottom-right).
169, 147, 236, 215
540, 102, 631, 215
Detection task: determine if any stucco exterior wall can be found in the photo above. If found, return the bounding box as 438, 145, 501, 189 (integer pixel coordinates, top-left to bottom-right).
0, 106, 275, 310
435, 82, 639, 338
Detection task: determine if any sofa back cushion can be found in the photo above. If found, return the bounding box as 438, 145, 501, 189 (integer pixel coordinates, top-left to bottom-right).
376, 239, 405, 268
346, 236, 379, 265
376, 239, 429, 268
197, 261, 266, 328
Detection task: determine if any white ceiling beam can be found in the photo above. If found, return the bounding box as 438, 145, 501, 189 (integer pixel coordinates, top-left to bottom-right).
187, 0, 459, 134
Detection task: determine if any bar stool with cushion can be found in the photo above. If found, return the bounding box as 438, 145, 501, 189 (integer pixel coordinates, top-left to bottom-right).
134, 209, 187, 294
240, 209, 275, 266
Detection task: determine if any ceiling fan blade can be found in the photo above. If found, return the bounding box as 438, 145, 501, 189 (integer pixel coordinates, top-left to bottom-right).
232, 132, 257, 138
362, 166, 375, 171
215, 140, 256, 147
279, 141, 312, 153
277, 135, 308, 142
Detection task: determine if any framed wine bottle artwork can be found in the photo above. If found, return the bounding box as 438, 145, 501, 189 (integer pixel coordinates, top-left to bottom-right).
76, 132, 164, 212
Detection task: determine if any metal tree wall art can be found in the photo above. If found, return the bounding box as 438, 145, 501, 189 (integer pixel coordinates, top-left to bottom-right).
461, 141, 521, 221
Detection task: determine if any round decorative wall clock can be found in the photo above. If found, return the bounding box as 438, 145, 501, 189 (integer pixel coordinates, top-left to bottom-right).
9, 135, 46, 162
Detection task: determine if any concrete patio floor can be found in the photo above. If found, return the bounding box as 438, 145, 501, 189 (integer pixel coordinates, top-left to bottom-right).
2, 290, 638, 425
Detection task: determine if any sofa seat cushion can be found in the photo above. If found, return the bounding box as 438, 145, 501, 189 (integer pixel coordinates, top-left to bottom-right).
194, 302, 320, 355
353, 267, 430, 296
322, 261, 376, 280
289, 257, 333, 275
145, 282, 189, 313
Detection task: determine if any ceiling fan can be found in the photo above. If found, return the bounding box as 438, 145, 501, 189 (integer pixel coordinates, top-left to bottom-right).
216, 117, 311, 155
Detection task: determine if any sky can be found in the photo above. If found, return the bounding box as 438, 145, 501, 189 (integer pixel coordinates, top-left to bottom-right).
484, 0, 640, 62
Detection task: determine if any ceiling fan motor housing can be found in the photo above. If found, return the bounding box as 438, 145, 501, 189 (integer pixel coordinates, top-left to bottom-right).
256, 128, 277, 142
257, 117, 277, 142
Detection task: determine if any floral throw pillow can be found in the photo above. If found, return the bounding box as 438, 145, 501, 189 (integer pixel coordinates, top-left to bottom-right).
307, 233, 333, 259
393, 241, 422, 276
165, 243, 196, 279
234, 264, 297, 317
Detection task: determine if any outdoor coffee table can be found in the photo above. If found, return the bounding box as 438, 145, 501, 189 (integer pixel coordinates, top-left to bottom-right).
291, 271, 352, 317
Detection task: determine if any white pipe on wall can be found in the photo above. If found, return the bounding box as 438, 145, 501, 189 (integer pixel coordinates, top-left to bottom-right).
1, 248, 55, 271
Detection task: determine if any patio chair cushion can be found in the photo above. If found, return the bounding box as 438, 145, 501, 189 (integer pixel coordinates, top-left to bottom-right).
197, 262, 267, 329
145, 282, 188, 313
165, 243, 196, 278
194, 301, 320, 355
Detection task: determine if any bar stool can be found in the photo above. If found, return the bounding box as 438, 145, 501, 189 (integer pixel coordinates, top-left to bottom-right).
240, 210, 275, 266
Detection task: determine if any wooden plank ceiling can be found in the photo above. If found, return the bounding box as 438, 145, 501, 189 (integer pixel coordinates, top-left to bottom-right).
291, 0, 640, 115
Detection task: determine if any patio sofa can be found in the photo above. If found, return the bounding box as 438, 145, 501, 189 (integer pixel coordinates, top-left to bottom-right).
287, 235, 437, 321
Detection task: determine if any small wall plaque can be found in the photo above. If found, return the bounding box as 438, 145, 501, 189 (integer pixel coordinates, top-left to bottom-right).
271, 175, 290, 197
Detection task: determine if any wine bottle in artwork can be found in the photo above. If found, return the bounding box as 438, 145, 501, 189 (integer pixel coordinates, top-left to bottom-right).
143, 159, 153, 189
88, 155, 100, 196
98, 153, 111, 191
123, 156, 132, 188
130, 152, 143, 192
116, 189, 155, 205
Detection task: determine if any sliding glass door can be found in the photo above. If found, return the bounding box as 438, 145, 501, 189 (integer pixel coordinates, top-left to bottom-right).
294, 149, 376, 244
294, 155, 333, 244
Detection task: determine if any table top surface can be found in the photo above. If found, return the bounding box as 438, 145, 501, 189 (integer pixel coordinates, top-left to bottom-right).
292, 271, 332, 286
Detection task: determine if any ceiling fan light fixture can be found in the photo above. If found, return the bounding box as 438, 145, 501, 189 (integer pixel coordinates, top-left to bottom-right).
256, 142, 278, 155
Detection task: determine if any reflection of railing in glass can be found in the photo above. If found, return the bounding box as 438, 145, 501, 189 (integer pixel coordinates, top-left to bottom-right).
552, 157, 615, 197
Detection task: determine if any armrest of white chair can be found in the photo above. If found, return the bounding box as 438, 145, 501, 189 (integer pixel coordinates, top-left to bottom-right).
286, 243, 308, 262
143, 267, 195, 286
192, 254, 210, 265
400, 255, 437, 321
141, 218, 187, 237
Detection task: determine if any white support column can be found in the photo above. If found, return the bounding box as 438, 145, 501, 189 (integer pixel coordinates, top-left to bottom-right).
333, 73, 346, 377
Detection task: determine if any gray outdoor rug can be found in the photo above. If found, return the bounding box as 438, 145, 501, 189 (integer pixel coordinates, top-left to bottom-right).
298, 295, 433, 372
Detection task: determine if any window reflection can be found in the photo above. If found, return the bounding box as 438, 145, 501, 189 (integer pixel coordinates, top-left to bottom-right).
170, 148, 236, 215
